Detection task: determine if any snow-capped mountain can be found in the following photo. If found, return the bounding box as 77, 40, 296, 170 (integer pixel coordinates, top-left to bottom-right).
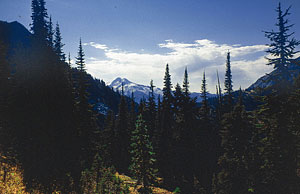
109, 77, 216, 103
109, 77, 163, 103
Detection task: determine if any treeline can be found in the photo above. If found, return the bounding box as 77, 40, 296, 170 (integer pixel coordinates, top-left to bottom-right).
0, 1, 299, 194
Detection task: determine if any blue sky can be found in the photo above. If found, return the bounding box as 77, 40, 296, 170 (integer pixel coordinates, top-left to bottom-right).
1, 0, 300, 92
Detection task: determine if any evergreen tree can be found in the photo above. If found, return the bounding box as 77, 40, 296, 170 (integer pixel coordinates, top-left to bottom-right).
158, 64, 174, 187
254, 93, 299, 194
68, 52, 71, 66
47, 15, 54, 47
194, 71, 217, 193
264, 3, 300, 70
213, 90, 252, 194
0, 42, 14, 163
172, 68, 196, 193
146, 80, 156, 139
200, 71, 209, 118
224, 52, 233, 111
153, 94, 162, 160
162, 64, 173, 103
100, 110, 116, 167
115, 83, 130, 173
183, 67, 190, 96
75, 38, 96, 171
129, 92, 137, 139
216, 70, 223, 121
54, 22, 66, 61
10, 26, 78, 192
30, 0, 49, 42
130, 114, 157, 194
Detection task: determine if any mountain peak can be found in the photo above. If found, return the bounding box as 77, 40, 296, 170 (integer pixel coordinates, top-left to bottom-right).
110, 77, 132, 87
109, 77, 162, 102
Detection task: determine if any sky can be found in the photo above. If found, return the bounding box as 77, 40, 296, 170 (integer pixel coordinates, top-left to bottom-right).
1, 0, 300, 93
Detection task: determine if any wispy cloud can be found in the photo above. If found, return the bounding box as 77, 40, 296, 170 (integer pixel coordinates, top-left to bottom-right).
83, 42, 108, 50
83, 39, 273, 93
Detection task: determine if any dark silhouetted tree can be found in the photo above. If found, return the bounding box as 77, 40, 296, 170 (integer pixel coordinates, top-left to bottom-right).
54, 22, 65, 61
115, 83, 130, 173
264, 3, 300, 70
158, 64, 174, 187
213, 90, 253, 194
224, 51, 233, 111
47, 15, 54, 47
30, 0, 49, 42
146, 80, 156, 139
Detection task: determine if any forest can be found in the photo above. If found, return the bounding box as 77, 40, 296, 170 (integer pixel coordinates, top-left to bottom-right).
0, 0, 300, 194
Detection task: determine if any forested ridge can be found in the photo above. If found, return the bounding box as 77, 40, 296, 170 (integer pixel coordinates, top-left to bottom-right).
0, 1, 300, 194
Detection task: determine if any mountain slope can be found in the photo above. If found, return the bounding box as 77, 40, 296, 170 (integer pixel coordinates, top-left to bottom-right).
0, 20, 32, 53
1, 21, 123, 115
247, 58, 300, 92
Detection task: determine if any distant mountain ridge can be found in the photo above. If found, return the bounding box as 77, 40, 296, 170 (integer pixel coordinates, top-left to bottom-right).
109, 77, 216, 103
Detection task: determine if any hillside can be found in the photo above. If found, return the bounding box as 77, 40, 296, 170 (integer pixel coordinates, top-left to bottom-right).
0, 20, 124, 115
247, 58, 300, 92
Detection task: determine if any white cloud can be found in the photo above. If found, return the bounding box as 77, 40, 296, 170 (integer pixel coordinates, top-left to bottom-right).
84, 42, 108, 50
83, 39, 273, 93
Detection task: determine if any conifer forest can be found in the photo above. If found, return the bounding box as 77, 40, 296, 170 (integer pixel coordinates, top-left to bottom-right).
0, 1, 300, 194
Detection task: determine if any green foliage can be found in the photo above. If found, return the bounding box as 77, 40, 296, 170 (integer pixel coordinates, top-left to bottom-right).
173, 187, 181, 194
213, 92, 253, 194
115, 90, 131, 173
130, 114, 157, 194
80, 156, 130, 194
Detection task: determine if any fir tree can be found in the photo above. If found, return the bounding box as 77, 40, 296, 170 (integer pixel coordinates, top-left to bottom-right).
264, 3, 300, 70
183, 67, 190, 97
54, 22, 66, 61
47, 15, 54, 47
30, 0, 49, 42
130, 114, 157, 194
172, 68, 196, 193
75, 38, 95, 171
200, 71, 209, 118
146, 80, 156, 139
213, 90, 252, 194
162, 64, 173, 103
216, 70, 223, 121
68, 52, 71, 66
224, 51, 233, 111
129, 92, 137, 139
100, 110, 116, 167
255, 93, 299, 194
115, 84, 130, 173
158, 64, 174, 187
